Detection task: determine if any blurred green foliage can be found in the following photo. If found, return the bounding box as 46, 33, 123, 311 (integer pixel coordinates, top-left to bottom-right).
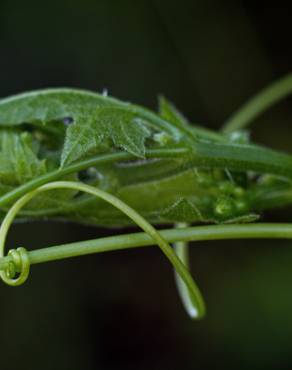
1, 0, 292, 369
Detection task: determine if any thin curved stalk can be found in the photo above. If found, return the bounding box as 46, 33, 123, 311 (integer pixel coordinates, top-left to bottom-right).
222, 73, 292, 133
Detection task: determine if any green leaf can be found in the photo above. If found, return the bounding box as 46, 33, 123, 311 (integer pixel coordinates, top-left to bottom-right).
159, 198, 203, 223
61, 106, 152, 166
0, 89, 116, 127
0, 89, 180, 167
159, 95, 190, 130
0, 130, 46, 185
0, 89, 182, 140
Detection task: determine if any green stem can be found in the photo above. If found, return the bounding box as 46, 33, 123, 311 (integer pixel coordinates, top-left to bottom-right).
0, 222, 292, 274
222, 73, 292, 133
1, 223, 292, 270
193, 141, 292, 179
0, 181, 205, 318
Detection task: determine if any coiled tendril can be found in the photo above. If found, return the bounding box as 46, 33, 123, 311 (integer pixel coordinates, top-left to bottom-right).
1, 247, 30, 286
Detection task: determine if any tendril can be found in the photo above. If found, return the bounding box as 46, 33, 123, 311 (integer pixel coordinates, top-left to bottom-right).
0, 247, 30, 286
0, 181, 205, 319
222, 73, 292, 133
173, 223, 198, 318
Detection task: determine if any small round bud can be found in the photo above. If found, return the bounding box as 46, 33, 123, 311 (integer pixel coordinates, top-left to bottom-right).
214, 198, 234, 217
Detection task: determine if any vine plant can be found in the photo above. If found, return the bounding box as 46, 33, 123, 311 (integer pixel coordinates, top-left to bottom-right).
0, 74, 292, 319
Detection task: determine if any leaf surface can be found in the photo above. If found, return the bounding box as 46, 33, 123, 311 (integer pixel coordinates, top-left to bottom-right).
61, 106, 152, 165
0, 130, 46, 185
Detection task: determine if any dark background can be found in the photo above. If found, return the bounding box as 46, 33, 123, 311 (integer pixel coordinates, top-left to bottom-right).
1, 1, 292, 369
